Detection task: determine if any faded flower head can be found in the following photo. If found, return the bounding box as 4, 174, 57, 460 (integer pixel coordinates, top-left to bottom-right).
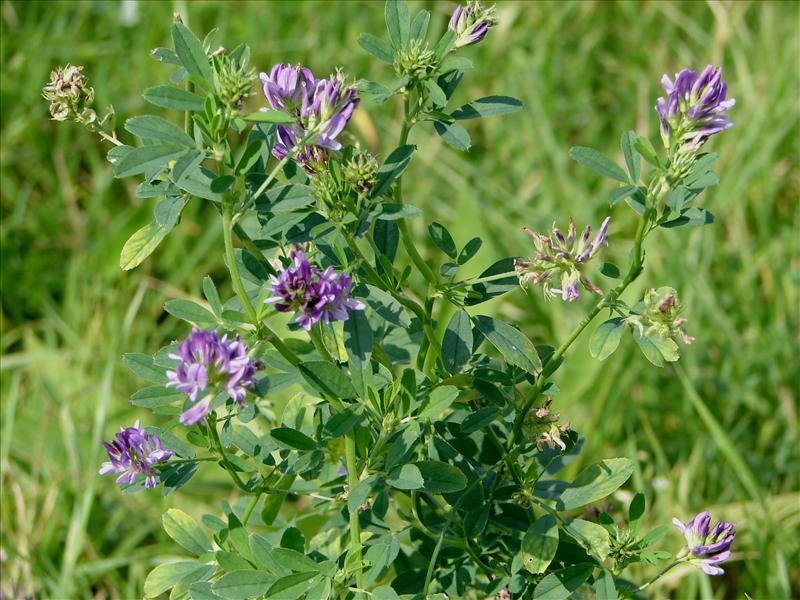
42, 64, 96, 124
99, 421, 172, 489
394, 39, 436, 80
524, 407, 571, 452
265, 249, 365, 330
672, 511, 736, 576
626, 287, 694, 345
515, 217, 610, 301
261, 64, 359, 171
655, 65, 734, 150
449, 1, 497, 48
166, 328, 258, 425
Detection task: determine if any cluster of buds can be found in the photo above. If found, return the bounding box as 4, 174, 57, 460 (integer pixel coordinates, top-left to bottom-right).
166, 328, 259, 425
99, 421, 172, 489
393, 39, 436, 81
672, 511, 736, 575
523, 407, 571, 452
515, 217, 610, 302
626, 287, 694, 345
213, 53, 256, 115
42, 64, 97, 125
260, 64, 359, 171
343, 149, 378, 193
449, 1, 497, 48
656, 65, 735, 152
265, 249, 365, 330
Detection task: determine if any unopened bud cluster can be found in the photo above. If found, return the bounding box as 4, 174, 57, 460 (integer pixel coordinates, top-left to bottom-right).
42, 64, 96, 124
626, 287, 694, 345
394, 39, 436, 81
214, 54, 256, 114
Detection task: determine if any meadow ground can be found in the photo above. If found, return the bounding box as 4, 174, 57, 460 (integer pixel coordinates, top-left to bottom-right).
1, 1, 798, 598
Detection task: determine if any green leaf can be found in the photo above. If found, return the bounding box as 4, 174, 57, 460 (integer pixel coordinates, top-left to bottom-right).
565, 519, 611, 561
386, 463, 424, 490
131, 386, 184, 408
163, 509, 212, 556
256, 183, 314, 212
385, 0, 410, 48
418, 386, 459, 421
461, 406, 500, 434
372, 586, 401, 600
629, 493, 645, 537
589, 318, 624, 361
609, 185, 638, 206
172, 22, 212, 83
299, 361, 357, 400
568, 146, 629, 183
371, 202, 420, 220
631, 328, 664, 366
423, 78, 447, 107
188, 581, 226, 600
144, 561, 210, 597
452, 95, 523, 120
410, 9, 430, 41
465, 257, 519, 305
271, 427, 317, 451
633, 136, 660, 166
557, 458, 635, 510
598, 262, 621, 279
122, 353, 166, 384
620, 130, 641, 182
344, 311, 373, 400
474, 315, 541, 373
521, 514, 559, 574
212, 571, 275, 600
164, 299, 217, 327
428, 222, 458, 258
434, 120, 471, 151
416, 460, 467, 493
150, 47, 181, 65
144, 85, 205, 111
125, 115, 195, 147
203, 277, 223, 318
433, 29, 457, 61
594, 569, 617, 600
242, 110, 295, 124
660, 207, 715, 229
266, 572, 319, 600
370, 145, 415, 198
154, 195, 188, 228
533, 564, 594, 600
442, 310, 473, 374
115, 144, 186, 178
357, 33, 394, 62
120, 219, 172, 270
457, 237, 482, 265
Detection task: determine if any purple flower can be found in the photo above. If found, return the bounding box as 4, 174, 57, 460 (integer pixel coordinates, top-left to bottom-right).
515, 217, 610, 302
672, 511, 736, 576
99, 421, 172, 489
655, 65, 735, 149
259, 63, 314, 112
449, 1, 497, 48
166, 328, 258, 425
265, 250, 365, 330
260, 64, 359, 170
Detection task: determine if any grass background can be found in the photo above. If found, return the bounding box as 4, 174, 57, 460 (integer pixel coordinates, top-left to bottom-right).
1, 0, 798, 598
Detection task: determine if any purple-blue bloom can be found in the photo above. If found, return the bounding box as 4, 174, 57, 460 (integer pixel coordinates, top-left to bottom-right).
655, 65, 735, 149
99, 421, 171, 489
449, 1, 497, 48
166, 328, 258, 425
265, 250, 365, 330
672, 510, 736, 576
260, 64, 359, 169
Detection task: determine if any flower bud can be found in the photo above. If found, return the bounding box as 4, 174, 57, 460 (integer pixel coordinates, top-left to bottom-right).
449, 1, 497, 48
393, 39, 436, 80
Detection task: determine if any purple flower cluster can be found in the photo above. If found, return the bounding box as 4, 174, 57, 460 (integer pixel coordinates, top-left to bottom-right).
672, 510, 736, 576
656, 65, 735, 149
166, 328, 258, 425
99, 421, 172, 489
265, 250, 365, 330
515, 217, 611, 301
260, 64, 359, 169
449, 1, 497, 48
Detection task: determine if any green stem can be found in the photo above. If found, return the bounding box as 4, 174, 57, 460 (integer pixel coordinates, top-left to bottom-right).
344, 432, 365, 596
206, 414, 251, 493
222, 203, 259, 326
252, 128, 320, 200
242, 490, 262, 526
233, 223, 276, 276
637, 558, 686, 592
